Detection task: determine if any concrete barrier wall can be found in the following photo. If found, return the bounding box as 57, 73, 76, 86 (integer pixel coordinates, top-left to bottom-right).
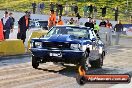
0, 28, 44, 56
0, 39, 25, 56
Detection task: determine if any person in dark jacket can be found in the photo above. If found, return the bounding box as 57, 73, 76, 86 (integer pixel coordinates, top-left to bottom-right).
56, 3, 59, 16
89, 4, 93, 18
32, 1, 37, 14
9, 12, 15, 31
76, 13, 81, 20
1, 11, 13, 39
84, 18, 94, 29
99, 19, 106, 27
58, 4, 63, 16
114, 20, 123, 45
40, 2, 45, 14
18, 11, 30, 43
114, 6, 118, 21
74, 5, 78, 15
9, 13, 15, 23
68, 18, 75, 25
100, 6, 106, 17
50, 2, 55, 10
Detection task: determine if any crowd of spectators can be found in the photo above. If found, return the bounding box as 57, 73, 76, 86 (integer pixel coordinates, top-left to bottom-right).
31, 2, 110, 19
0, 11, 31, 43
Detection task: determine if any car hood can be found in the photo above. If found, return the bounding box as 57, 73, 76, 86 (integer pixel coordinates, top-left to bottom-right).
46, 34, 73, 42
31, 34, 92, 44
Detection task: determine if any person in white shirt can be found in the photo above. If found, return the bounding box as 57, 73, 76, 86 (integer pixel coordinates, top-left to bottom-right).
1, 11, 13, 39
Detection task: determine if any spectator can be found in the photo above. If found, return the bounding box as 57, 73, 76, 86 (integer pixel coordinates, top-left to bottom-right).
75, 12, 81, 26
71, 3, 74, 16
0, 19, 4, 41
50, 2, 55, 10
37, 3, 41, 14
40, 2, 45, 14
64, 3, 70, 16
68, 18, 75, 25
83, 5, 88, 17
9, 12, 15, 32
58, 3, 63, 16
76, 16, 81, 26
93, 5, 97, 19
93, 19, 100, 38
55, 21, 57, 26
99, 19, 106, 27
100, 6, 106, 17
9, 13, 15, 23
84, 17, 94, 29
74, 5, 78, 15
32, 1, 37, 14
76, 13, 81, 20
56, 16, 64, 25
87, 4, 90, 17
1, 11, 13, 39
93, 20, 100, 34
114, 20, 123, 45
106, 20, 112, 28
56, 3, 59, 16
18, 11, 30, 43
89, 4, 93, 18
114, 6, 118, 21
48, 10, 56, 30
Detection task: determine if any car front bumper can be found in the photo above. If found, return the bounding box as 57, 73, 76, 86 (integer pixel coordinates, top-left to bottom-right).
30, 48, 84, 64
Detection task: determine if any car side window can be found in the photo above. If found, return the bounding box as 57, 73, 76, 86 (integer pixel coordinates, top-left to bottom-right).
92, 31, 97, 38
54, 28, 60, 34
46, 28, 56, 37
89, 30, 95, 39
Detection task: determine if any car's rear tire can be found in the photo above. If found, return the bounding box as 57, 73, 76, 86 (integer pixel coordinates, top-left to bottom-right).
80, 52, 89, 72
32, 55, 39, 69
90, 54, 103, 68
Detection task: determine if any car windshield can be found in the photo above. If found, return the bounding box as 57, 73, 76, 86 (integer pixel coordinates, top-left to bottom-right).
46, 27, 90, 39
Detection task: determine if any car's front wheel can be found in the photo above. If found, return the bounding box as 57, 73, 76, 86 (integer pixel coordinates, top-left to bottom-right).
90, 54, 103, 68
80, 51, 89, 73
32, 55, 39, 69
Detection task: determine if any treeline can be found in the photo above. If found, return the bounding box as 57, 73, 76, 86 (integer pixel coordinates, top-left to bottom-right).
0, 0, 131, 22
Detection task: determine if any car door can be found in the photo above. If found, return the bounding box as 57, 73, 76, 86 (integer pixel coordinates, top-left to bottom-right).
89, 30, 100, 60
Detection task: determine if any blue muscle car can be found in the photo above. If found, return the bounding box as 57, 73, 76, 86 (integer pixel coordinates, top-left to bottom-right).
30, 26, 106, 71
